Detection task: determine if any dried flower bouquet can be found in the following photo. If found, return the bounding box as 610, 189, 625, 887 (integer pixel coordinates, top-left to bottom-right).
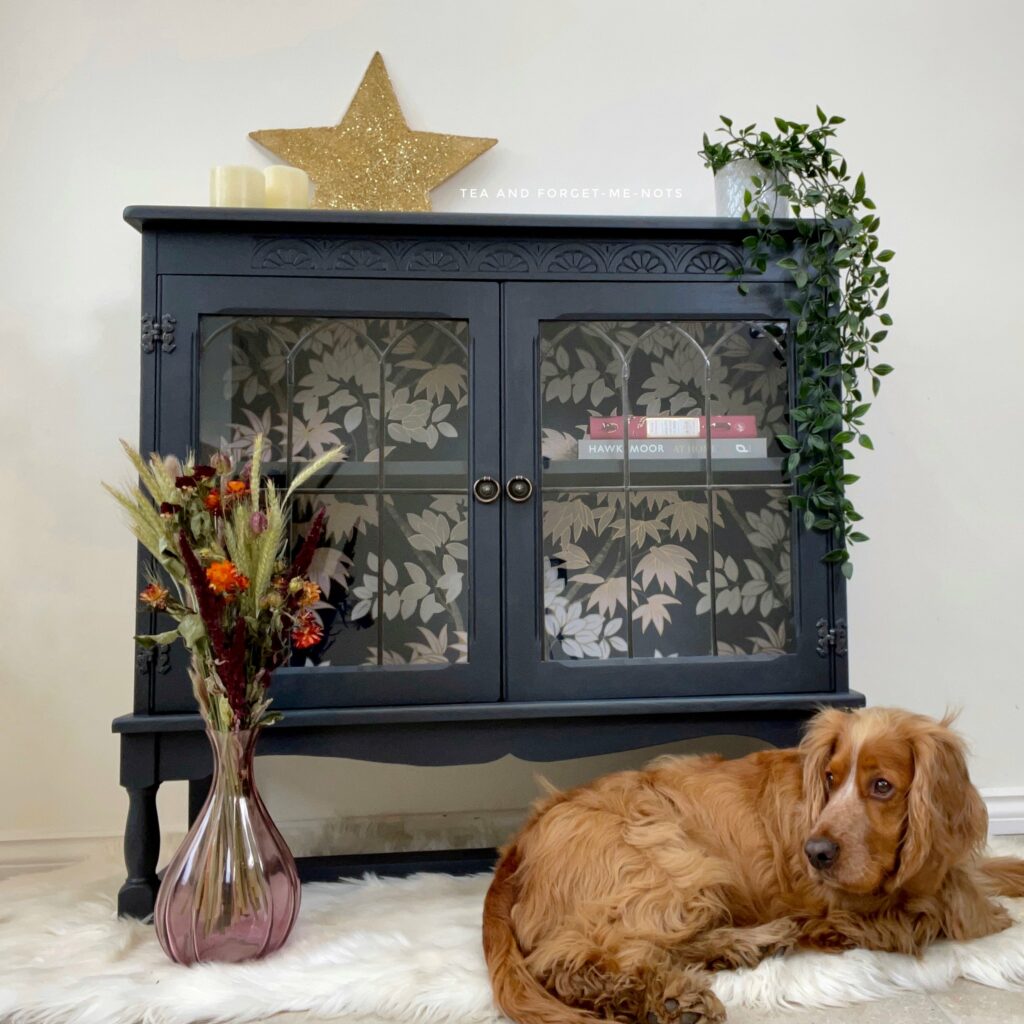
106, 435, 345, 732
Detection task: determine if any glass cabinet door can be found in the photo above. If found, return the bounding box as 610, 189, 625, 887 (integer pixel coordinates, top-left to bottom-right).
154, 277, 500, 712
503, 283, 838, 701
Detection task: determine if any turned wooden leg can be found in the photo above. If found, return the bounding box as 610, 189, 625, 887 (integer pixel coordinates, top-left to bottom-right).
188, 774, 212, 827
117, 784, 160, 919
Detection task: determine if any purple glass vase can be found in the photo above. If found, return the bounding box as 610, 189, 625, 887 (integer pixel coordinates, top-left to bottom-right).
154, 725, 300, 964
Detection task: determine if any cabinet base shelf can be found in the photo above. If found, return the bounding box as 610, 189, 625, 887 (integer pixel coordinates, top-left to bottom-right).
114, 691, 863, 918
297, 847, 498, 883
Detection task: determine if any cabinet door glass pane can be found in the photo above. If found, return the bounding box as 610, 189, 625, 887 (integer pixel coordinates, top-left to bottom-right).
539, 319, 794, 661
198, 315, 471, 667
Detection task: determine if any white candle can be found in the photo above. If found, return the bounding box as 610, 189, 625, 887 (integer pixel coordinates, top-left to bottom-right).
263, 165, 311, 209
209, 166, 265, 207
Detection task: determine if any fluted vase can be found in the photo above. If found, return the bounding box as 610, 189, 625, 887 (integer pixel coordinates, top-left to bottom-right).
154, 725, 300, 964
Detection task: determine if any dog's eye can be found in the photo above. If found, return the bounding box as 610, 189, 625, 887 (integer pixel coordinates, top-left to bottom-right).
872, 779, 893, 797
824, 771, 834, 790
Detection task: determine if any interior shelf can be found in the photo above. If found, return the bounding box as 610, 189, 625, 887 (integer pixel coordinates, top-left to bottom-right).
274, 457, 785, 491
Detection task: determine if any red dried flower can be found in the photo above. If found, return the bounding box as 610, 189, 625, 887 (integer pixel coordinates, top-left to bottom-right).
204, 489, 221, 512
193, 465, 216, 480
291, 610, 323, 649
175, 475, 197, 490
159, 502, 181, 518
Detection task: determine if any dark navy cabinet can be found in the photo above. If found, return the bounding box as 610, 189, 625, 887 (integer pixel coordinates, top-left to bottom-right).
113, 208, 862, 917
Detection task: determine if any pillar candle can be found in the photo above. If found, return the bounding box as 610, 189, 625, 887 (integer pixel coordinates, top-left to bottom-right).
209, 166, 265, 207
263, 165, 312, 209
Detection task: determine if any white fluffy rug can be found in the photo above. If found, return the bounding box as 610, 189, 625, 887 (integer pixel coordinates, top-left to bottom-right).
2, 859, 1024, 1024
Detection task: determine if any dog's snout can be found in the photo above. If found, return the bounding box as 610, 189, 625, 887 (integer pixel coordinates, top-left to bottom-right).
805, 837, 839, 870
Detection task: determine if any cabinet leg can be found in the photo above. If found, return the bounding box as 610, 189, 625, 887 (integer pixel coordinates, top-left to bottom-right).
117, 784, 160, 920
188, 774, 212, 827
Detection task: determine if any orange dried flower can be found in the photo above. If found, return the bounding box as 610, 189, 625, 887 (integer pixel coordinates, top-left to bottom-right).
139, 582, 169, 610
298, 580, 320, 608
204, 489, 221, 511
205, 560, 249, 594
225, 479, 248, 496
291, 610, 323, 649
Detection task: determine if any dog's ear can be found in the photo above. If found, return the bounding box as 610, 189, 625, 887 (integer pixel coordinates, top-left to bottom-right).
895, 714, 987, 890
799, 708, 848, 825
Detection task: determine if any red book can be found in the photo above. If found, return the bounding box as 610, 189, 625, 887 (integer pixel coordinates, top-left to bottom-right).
588, 415, 757, 439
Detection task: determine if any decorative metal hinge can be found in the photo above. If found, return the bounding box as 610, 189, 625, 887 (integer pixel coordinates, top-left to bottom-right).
141, 313, 177, 353
816, 618, 848, 657
135, 643, 172, 675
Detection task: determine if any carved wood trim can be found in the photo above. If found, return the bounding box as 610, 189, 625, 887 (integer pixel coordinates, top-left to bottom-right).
250, 236, 745, 278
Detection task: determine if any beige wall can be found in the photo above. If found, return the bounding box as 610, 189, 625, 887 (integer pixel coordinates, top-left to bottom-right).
2, 0, 1022, 844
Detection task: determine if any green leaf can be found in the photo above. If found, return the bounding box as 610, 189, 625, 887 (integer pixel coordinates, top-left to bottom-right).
135, 629, 180, 648
841, 561, 854, 579
876, 249, 895, 262
816, 105, 826, 124
849, 531, 870, 542
776, 434, 800, 450
874, 363, 894, 376
858, 435, 874, 450
179, 613, 206, 645
777, 257, 799, 270
832, 431, 855, 444
823, 549, 848, 563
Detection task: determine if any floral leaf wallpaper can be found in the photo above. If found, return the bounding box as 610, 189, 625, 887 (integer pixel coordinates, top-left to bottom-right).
199, 316, 470, 668
196, 313, 796, 675
539, 320, 794, 660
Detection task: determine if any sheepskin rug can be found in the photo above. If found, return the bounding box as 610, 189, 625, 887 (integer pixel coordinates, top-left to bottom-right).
2, 858, 1024, 1024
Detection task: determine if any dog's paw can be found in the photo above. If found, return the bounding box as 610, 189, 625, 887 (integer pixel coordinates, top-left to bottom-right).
644, 990, 727, 1024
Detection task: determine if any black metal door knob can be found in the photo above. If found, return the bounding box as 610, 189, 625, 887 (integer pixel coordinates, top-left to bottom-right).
506, 475, 534, 502
473, 476, 500, 503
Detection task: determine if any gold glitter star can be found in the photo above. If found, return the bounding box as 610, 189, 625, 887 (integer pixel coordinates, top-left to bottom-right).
249, 52, 497, 212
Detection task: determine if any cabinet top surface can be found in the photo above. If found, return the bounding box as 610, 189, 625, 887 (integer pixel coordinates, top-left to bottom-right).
124, 205, 791, 237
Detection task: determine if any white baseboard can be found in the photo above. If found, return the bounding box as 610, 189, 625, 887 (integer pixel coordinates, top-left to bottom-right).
982, 788, 1024, 836
2, 795, 1021, 882
0, 809, 523, 881
0, 835, 123, 881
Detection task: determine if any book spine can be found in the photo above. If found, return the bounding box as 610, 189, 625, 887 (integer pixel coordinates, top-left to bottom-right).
587, 416, 758, 439
578, 438, 769, 459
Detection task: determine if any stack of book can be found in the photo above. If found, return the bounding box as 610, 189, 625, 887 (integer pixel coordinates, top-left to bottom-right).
579, 416, 767, 460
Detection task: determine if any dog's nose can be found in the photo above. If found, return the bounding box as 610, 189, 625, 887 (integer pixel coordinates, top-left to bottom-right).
805, 837, 839, 870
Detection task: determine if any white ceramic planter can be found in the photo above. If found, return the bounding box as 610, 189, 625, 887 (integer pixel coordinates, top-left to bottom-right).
714, 158, 789, 218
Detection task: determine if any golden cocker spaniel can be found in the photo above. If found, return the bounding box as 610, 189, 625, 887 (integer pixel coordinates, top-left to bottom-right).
483, 707, 1024, 1024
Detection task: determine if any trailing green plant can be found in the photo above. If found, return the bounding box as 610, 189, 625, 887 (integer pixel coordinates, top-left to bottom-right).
699, 108, 893, 578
